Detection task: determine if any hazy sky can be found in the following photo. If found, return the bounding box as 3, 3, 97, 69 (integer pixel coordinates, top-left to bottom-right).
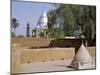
12, 1, 55, 36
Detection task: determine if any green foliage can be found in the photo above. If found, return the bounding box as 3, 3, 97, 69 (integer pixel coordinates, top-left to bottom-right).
47, 4, 96, 42
48, 28, 64, 38
11, 18, 19, 37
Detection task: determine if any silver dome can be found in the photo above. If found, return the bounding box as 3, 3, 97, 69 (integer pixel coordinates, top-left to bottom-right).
37, 11, 48, 29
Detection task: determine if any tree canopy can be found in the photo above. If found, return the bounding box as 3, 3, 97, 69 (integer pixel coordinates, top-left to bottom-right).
47, 4, 96, 43
11, 18, 19, 37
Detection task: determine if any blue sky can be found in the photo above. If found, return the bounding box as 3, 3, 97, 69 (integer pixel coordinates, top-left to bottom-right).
12, 1, 55, 36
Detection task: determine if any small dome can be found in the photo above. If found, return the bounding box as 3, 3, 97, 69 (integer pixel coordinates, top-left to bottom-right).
72, 44, 92, 63
36, 25, 40, 29
37, 11, 48, 29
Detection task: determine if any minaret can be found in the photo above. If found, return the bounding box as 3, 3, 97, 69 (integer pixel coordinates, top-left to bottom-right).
26, 22, 30, 37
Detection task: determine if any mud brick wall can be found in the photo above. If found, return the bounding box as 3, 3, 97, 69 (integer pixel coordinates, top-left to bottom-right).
12, 38, 81, 49
20, 48, 75, 63
86, 47, 96, 57
12, 38, 53, 47
11, 38, 96, 74
11, 48, 21, 74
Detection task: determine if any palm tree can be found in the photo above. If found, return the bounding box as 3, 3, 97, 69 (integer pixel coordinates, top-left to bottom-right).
11, 18, 19, 37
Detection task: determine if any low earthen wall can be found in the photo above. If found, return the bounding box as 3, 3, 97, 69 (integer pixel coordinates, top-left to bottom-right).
20, 48, 75, 63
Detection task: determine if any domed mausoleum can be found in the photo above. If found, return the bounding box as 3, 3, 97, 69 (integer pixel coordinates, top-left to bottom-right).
32, 11, 48, 38
37, 11, 48, 29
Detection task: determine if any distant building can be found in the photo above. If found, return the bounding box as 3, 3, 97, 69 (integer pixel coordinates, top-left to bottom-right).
37, 11, 48, 29
32, 29, 36, 37
32, 11, 48, 38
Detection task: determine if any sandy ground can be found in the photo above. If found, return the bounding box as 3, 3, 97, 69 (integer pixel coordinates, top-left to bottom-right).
20, 57, 95, 74
20, 59, 75, 73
